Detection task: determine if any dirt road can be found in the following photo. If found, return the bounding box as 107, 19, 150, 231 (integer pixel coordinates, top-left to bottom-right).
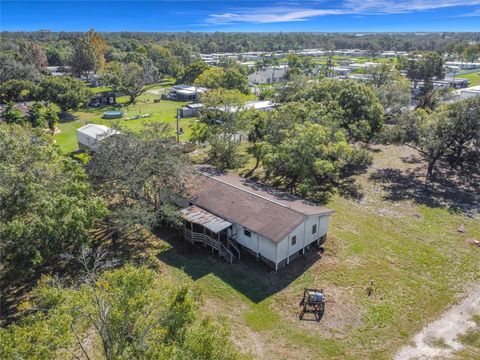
395, 285, 480, 359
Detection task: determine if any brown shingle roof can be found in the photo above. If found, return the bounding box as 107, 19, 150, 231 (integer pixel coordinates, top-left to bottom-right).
191, 166, 334, 243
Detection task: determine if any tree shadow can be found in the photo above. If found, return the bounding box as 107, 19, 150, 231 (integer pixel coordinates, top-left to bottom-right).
369, 168, 480, 215
155, 229, 323, 304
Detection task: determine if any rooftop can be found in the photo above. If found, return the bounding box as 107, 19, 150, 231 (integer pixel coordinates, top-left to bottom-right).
180, 205, 232, 233
76, 124, 120, 139
191, 166, 333, 243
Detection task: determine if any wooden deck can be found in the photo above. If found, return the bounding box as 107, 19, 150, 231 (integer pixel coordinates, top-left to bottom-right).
183, 228, 240, 264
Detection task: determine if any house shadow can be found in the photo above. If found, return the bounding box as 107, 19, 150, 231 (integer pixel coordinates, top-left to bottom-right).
156, 229, 323, 304
369, 167, 480, 215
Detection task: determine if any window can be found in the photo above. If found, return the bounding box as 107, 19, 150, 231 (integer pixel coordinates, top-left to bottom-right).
291, 236, 296, 246
244, 229, 251, 238
312, 224, 317, 234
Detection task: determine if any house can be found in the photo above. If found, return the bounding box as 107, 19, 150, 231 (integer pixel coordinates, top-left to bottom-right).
76, 124, 120, 151
214, 100, 277, 115
332, 66, 353, 76
167, 85, 207, 102
243, 100, 277, 111
179, 103, 205, 118
248, 65, 288, 85
89, 91, 116, 107
453, 85, 480, 101
180, 166, 334, 269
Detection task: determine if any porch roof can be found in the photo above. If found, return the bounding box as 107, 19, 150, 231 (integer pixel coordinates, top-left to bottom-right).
180, 205, 232, 233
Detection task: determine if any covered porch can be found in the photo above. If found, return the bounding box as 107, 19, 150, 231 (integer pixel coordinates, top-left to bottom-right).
180, 205, 240, 263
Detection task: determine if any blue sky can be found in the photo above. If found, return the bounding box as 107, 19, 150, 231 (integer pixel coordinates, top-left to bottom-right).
1, 1, 480, 32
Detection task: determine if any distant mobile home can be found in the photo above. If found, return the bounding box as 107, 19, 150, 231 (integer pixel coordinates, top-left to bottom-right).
76, 124, 120, 151
180, 166, 334, 270
248, 65, 288, 85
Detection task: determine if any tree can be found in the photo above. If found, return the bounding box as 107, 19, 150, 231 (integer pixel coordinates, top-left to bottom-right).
399, 51, 444, 109
148, 44, 177, 77
103, 61, 153, 103
296, 79, 384, 142
261, 122, 372, 202
223, 68, 249, 94
366, 63, 401, 88
87, 29, 107, 72
395, 97, 480, 180
286, 54, 315, 79
0, 79, 40, 103
0, 124, 107, 282
21, 42, 48, 69
373, 78, 411, 123
0, 264, 239, 360
194, 67, 225, 89
27, 102, 45, 128
400, 52, 444, 88
365, 64, 411, 122
192, 89, 248, 168
181, 60, 209, 84
70, 29, 107, 77
40, 76, 93, 113
45, 103, 60, 135
45, 44, 70, 66
1, 101, 25, 124
70, 37, 96, 78
247, 110, 268, 174
87, 124, 193, 238
194, 67, 249, 94
0, 53, 43, 83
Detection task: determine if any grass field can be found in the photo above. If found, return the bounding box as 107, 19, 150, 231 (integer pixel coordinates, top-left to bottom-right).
458, 72, 480, 87
55, 91, 194, 153
139, 145, 480, 360
312, 56, 396, 66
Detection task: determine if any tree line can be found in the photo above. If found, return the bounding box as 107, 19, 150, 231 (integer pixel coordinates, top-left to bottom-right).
2, 31, 480, 54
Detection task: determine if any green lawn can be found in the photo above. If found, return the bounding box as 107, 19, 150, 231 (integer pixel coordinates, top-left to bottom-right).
312, 56, 396, 66
55, 91, 195, 153
148, 145, 480, 360
458, 72, 480, 87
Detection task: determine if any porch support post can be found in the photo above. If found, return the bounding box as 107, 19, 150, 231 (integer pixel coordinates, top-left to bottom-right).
203, 226, 207, 248
286, 235, 291, 266
218, 232, 220, 256
302, 220, 307, 255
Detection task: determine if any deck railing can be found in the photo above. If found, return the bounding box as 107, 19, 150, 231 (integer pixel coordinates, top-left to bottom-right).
183, 228, 236, 263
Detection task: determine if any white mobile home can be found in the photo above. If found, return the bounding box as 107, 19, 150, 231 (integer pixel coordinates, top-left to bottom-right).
180, 166, 334, 269
248, 65, 288, 85
76, 124, 119, 151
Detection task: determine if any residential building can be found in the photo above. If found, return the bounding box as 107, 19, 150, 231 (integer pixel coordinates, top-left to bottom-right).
180, 166, 334, 270
76, 124, 120, 151
248, 65, 288, 85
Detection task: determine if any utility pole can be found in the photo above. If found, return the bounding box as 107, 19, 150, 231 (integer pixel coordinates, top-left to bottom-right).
176, 108, 180, 143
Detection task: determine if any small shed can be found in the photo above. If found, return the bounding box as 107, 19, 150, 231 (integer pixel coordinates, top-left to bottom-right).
179, 103, 204, 118
89, 92, 116, 107
76, 124, 120, 151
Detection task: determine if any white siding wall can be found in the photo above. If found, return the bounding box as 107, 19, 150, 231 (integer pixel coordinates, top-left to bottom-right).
233, 224, 259, 253
275, 214, 331, 264
258, 234, 276, 262
232, 224, 277, 262
76, 131, 97, 150
211, 215, 331, 267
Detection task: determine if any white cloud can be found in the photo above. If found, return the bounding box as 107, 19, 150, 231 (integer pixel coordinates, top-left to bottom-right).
344, 0, 480, 14
205, 0, 480, 25
206, 8, 345, 24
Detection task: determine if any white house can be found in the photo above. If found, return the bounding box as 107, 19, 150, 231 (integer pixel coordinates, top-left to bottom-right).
248, 65, 288, 85
180, 166, 334, 270
76, 124, 119, 151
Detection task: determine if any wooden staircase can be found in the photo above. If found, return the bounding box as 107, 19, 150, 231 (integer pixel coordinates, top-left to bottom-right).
184, 228, 240, 264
